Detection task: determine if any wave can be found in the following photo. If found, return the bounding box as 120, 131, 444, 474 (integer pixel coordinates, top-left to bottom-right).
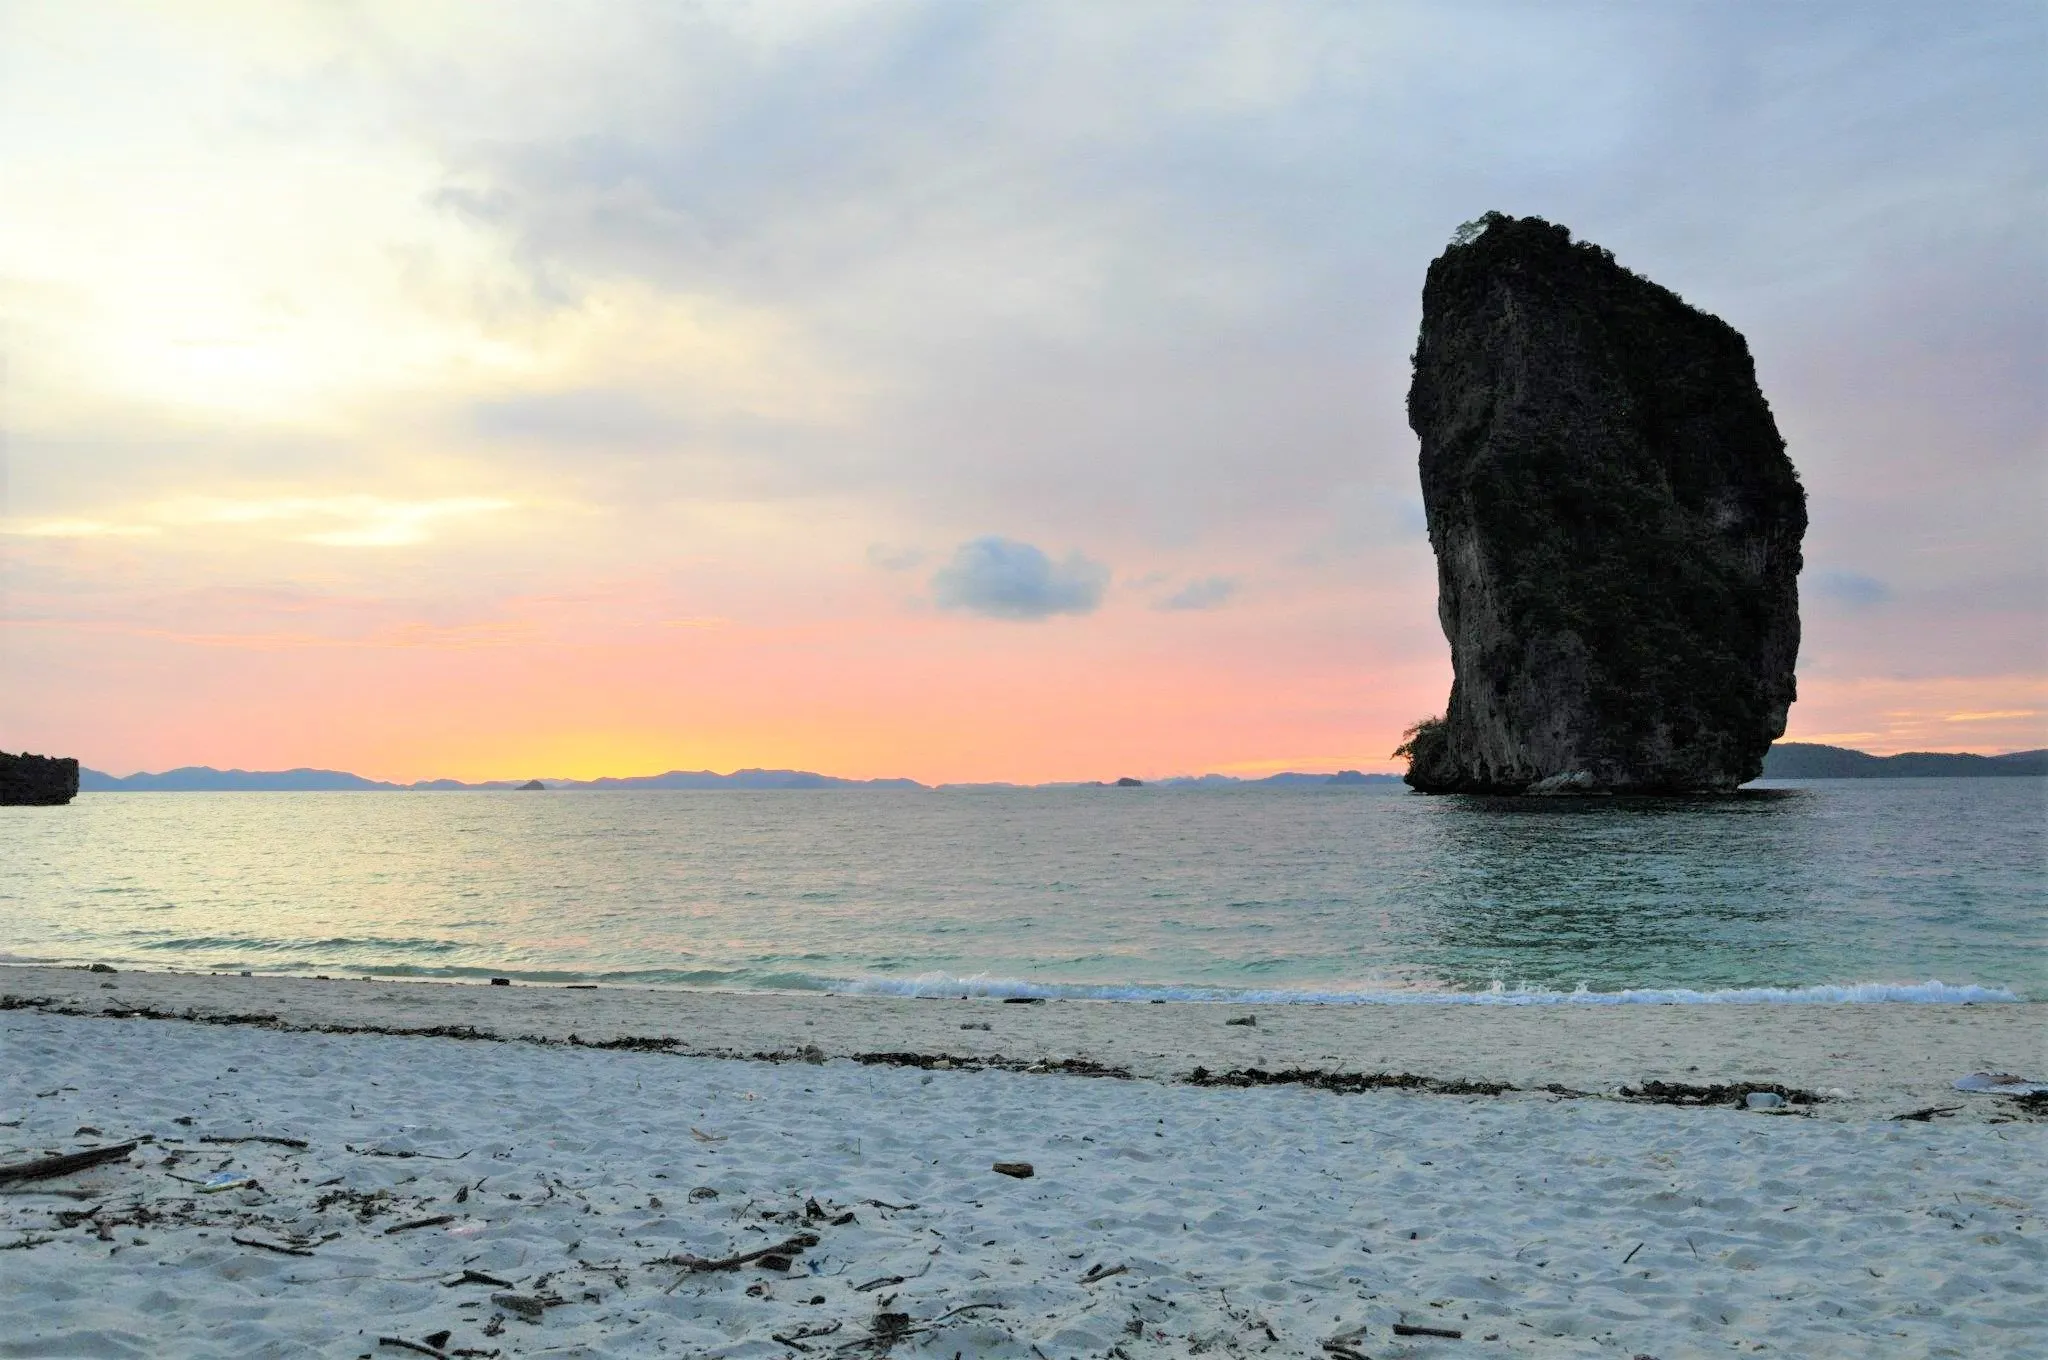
0, 951, 2024, 1005
826, 973, 2024, 1006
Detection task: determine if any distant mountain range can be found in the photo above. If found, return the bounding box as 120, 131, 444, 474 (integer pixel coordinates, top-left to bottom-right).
77, 766, 924, 792
76, 765, 1399, 792
1758, 743, 2047, 778
70, 745, 2044, 792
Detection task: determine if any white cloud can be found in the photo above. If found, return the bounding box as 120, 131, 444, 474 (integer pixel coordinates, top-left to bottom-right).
930, 536, 1107, 620
4, 519, 159, 539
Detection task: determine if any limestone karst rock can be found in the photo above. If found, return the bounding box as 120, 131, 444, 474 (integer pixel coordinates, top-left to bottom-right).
1402, 214, 1805, 793
1, 751, 80, 805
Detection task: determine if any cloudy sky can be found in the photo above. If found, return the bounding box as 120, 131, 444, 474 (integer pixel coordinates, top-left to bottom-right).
2, 1, 2041, 782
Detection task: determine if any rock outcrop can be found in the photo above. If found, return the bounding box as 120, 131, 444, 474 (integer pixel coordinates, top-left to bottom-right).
1403, 214, 1805, 793
1, 751, 81, 805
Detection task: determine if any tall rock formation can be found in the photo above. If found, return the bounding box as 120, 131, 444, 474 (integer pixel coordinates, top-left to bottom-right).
1, 751, 80, 805
1403, 214, 1805, 794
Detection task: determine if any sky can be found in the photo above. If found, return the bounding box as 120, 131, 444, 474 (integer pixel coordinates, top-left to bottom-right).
2, 0, 2042, 784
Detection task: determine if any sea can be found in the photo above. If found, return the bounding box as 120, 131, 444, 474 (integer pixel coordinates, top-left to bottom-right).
3, 779, 2042, 1005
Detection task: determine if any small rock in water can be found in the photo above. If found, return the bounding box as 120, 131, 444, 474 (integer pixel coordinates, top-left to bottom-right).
992, 1161, 1035, 1179
489, 977, 511, 986
1225, 1015, 1257, 1027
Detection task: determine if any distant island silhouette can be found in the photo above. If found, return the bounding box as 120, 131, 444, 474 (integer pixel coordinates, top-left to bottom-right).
60, 745, 2045, 792
75, 766, 1399, 792
1758, 743, 2046, 778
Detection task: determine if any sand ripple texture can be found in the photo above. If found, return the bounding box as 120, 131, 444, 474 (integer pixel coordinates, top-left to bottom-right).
2, 1011, 2041, 1359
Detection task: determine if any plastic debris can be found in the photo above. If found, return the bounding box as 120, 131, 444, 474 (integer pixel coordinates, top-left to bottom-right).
1953, 1072, 2048, 1095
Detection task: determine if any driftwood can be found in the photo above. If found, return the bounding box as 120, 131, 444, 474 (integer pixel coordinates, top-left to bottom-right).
384, 1214, 456, 1235
201, 1135, 309, 1150
772, 1319, 844, 1351
831, 1303, 1005, 1356
231, 1234, 314, 1257
1393, 1322, 1463, 1338
0, 1142, 137, 1185
0, 1186, 100, 1200
376, 1337, 450, 1359
445, 1268, 515, 1288
1892, 1106, 1962, 1123
853, 1274, 905, 1293
661, 1232, 821, 1292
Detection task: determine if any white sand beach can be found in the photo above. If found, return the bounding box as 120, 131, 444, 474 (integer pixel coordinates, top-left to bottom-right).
2, 967, 2042, 1358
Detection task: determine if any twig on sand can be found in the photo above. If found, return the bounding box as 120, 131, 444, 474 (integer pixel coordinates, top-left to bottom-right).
444, 1268, 515, 1288
1080, 1262, 1129, 1284
855, 1258, 931, 1292
853, 1274, 905, 1293
377, 1337, 451, 1359
831, 1303, 1005, 1355
660, 1233, 820, 1291
231, 1233, 315, 1257
773, 1321, 844, 1350
0, 1186, 101, 1200
1393, 1321, 1463, 1338
1322, 1344, 1371, 1360
384, 1214, 457, 1235
0, 1142, 138, 1186
346, 1144, 470, 1160
1892, 1106, 1962, 1122
201, 1135, 310, 1150
1622, 1241, 1644, 1265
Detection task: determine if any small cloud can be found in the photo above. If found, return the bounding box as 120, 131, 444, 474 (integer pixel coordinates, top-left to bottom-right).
931, 536, 1108, 620
153, 495, 515, 547
3, 518, 158, 538
866, 543, 927, 572
1813, 571, 1891, 608
1155, 576, 1239, 611
1943, 709, 2037, 723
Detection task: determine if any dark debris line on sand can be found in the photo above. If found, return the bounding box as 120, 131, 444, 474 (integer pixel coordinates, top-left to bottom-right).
0, 992, 1867, 1113
1616, 1080, 1823, 1108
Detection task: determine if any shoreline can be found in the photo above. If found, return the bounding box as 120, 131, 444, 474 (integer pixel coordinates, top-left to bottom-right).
7, 963, 2040, 1122
3, 956, 2027, 1007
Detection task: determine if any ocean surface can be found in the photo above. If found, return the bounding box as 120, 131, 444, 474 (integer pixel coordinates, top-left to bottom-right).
3, 779, 2042, 1004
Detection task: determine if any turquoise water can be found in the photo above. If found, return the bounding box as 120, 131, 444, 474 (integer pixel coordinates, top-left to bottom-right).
2, 780, 2041, 1002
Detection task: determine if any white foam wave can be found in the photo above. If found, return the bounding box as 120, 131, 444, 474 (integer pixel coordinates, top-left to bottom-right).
829, 973, 2024, 1006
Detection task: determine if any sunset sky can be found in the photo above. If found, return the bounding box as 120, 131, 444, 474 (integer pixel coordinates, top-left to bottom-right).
3, 1, 2042, 784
